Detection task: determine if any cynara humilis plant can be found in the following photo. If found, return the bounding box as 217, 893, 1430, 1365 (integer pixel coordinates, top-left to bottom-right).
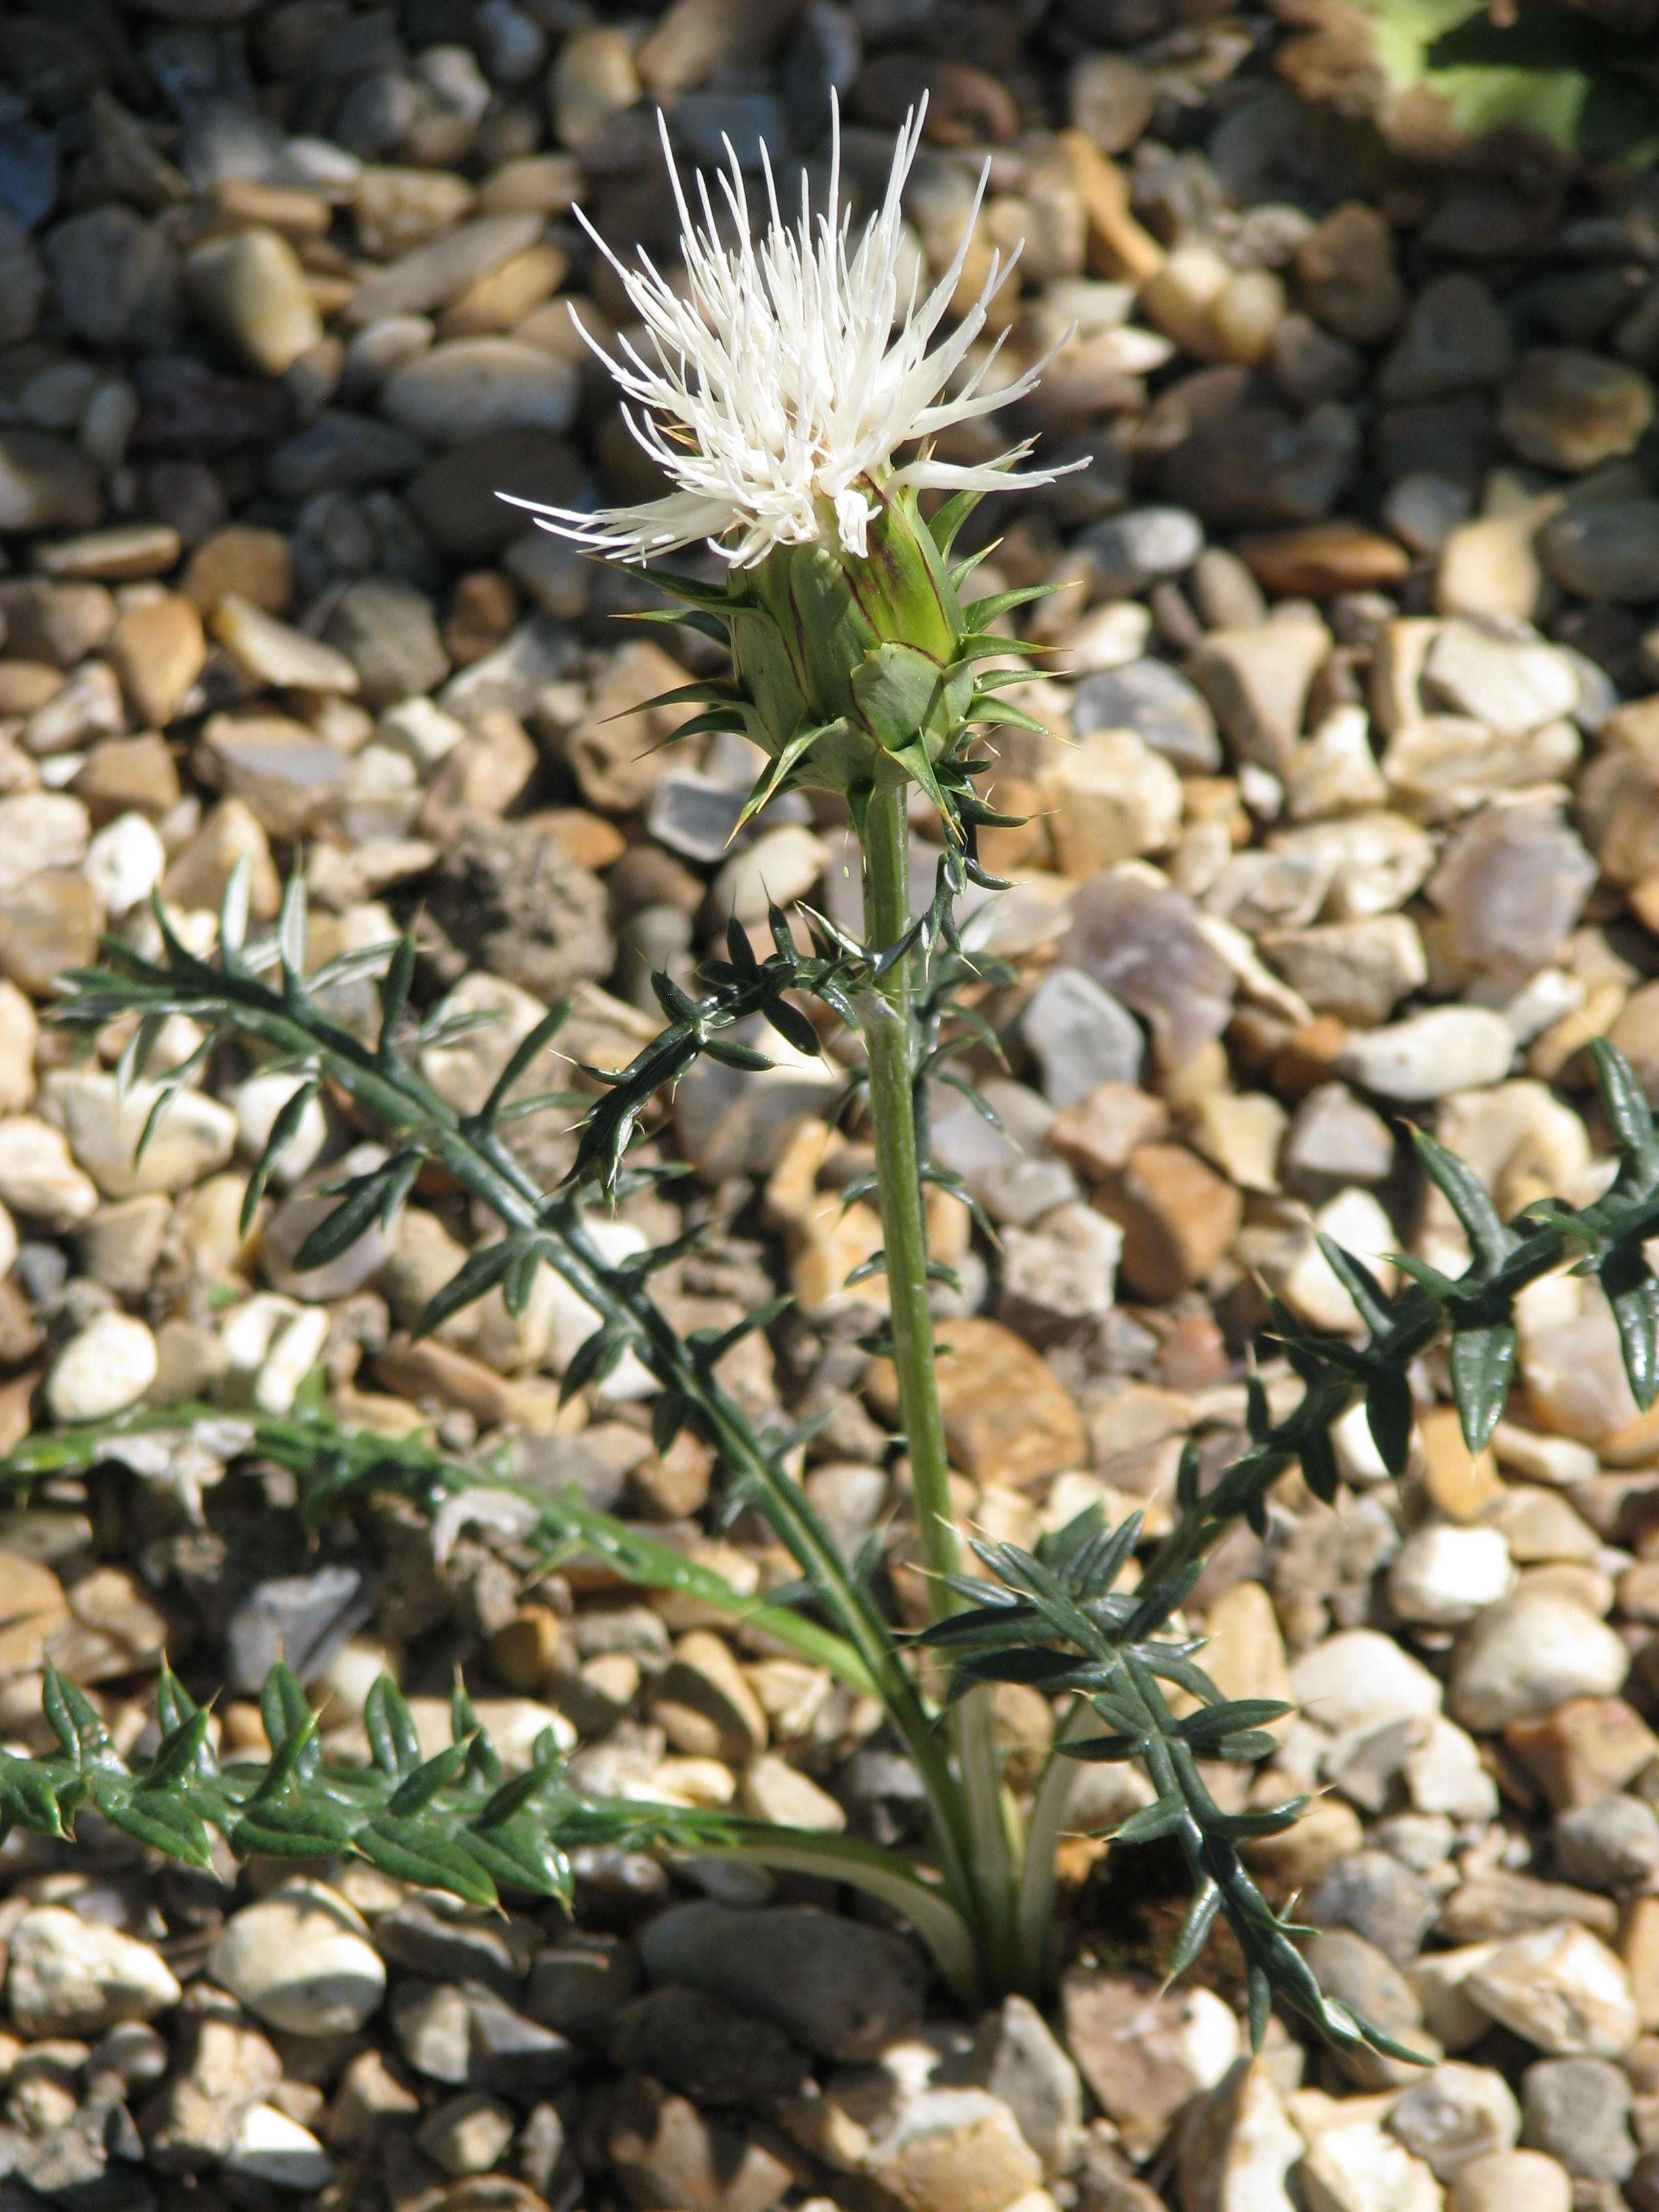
10, 99, 1659, 2060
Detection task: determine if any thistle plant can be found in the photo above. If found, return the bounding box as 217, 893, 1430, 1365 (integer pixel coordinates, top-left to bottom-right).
9, 103, 1659, 2071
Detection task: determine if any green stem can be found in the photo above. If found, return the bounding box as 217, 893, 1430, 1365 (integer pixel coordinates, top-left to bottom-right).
857, 785, 1019, 1992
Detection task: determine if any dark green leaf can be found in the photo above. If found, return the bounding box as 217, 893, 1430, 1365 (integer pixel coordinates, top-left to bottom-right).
364, 1676, 421, 1780
354, 1816, 498, 1907
1448, 1320, 1518, 1451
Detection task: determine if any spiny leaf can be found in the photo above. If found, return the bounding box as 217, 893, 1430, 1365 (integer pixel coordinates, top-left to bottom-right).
1411, 1128, 1513, 1273
1448, 1319, 1518, 1452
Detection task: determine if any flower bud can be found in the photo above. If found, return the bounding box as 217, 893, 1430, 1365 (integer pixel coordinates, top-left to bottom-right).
726, 486, 974, 800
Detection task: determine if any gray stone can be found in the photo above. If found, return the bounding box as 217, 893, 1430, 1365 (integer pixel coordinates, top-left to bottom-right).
1339, 1008, 1516, 1103
0, 429, 103, 533
1537, 500, 1659, 603
646, 769, 750, 862
410, 432, 581, 561
438, 615, 575, 724
321, 577, 451, 706
1259, 915, 1426, 1026
7, 1906, 181, 2037
0, 211, 45, 345
1187, 611, 1330, 771
1082, 507, 1205, 596
1306, 1849, 1441, 1965
1427, 800, 1596, 987
674, 1021, 842, 1179
0, 100, 56, 231
1379, 275, 1513, 403
345, 212, 543, 325
1553, 1794, 1659, 1894
675, 91, 790, 167
1520, 2056, 1635, 2182
1162, 398, 1359, 527
968, 1993, 1084, 2177
373, 1899, 531, 2000
1072, 658, 1221, 772
380, 338, 579, 445
1061, 871, 1235, 1071
1300, 1929, 1436, 2083
1389, 2064, 1521, 2180
1071, 51, 1156, 150
636, 1902, 923, 2062
931, 1079, 1079, 1227
610, 1984, 809, 2105
1422, 624, 1580, 737
1451, 1593, 1629, 1732
419, 816, 613, 1000
47, 207, 176, 348
213, 1883, 386, 2035
266, 411, 426, 501
1282, 1083, 1394, 1198
1020, 966, 1144, 1104
525, 1934, 640, 2047
223, 1561, 373, 1694
1498, 348, 1654, 472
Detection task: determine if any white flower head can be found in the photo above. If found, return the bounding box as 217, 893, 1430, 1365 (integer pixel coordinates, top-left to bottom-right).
501, 98, 1073, 569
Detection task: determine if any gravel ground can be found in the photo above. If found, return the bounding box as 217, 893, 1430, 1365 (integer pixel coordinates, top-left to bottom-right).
4, 2, 1659, 2211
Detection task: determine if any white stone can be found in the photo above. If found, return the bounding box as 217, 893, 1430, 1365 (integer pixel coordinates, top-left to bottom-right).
41, 1069, 237, 1197
1466, 1924, 1639, 2057
0, 1198, 14, 1280
711, 824, 830, 926
0, 1115, 98, 1227
547, 1212, 656, 1401
1388, 1525, 1514, 1628
1177, 2057, 1303, 2212
0, 980, 37, 1113
1289, 1628, 1442, 1736
213, 594, 361, 693
211, 1881, 386, 2035
1298, 2117, 1443, 2212
45, 1310, 159, 1421
225, 2103, 335, 2190
1056, 599, 1152, 674
233, 1071, 330, 1191
419, 972, 552, 1117
1289, 1189, 1398, 1333
7, 1906, 180, 2036
1045, 729, 1183, 874
1389, 2064, 1520, 2182
85, 813, 165, 918
1338, 1008, 1515, 1102
1449, 1593, 1627, 1731
1333, 1399, 1392, 1488
0, 792, 90, 897
1270, 812, 1435, 921
1422, 624, 1579, 737
1411, 1946, 1505, 2053
406, 1695, 574, 1768
1405, 1719, 1498, 1823
378, 695, 466, 769
1448, 2150, 1571, 2212
255, 1304, 331, 1416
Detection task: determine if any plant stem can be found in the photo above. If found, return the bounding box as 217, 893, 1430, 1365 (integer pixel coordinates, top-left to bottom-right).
857, 785, 1019, 1992
859, 790, 956, 1601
